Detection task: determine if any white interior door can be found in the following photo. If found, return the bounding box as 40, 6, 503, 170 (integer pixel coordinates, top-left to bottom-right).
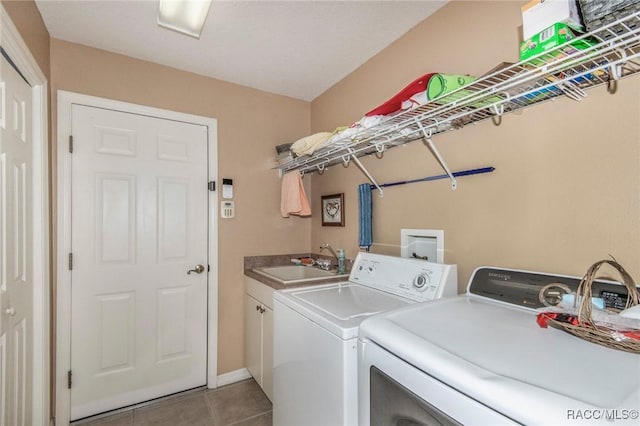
70, 104, 209, 420
0, 54, 34, 426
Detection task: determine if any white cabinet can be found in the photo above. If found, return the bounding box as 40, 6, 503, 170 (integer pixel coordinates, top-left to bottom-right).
245, 294, 263, 384
262, 306, 273, 401
245, 276, 274, 401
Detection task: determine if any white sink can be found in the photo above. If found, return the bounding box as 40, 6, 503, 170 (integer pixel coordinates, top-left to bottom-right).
252, 265, 348, 285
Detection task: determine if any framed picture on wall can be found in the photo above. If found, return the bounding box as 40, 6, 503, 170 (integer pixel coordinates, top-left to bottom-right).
321, 193, 344, 227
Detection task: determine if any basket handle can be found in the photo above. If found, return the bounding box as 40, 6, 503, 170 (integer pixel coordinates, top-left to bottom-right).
576, 260, 639, 326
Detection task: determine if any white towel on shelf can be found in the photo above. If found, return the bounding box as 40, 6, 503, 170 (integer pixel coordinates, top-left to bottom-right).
291, 132, 332, 156
280, 171, 311, 218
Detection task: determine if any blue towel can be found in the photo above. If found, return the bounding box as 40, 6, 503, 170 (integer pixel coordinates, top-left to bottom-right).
358, 184, 372, 250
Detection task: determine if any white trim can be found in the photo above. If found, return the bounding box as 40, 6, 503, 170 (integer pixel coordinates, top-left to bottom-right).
1, 5, 50, 426
56, 91, 218, 425
216, 368, 252, 387
207, 119, 219, 389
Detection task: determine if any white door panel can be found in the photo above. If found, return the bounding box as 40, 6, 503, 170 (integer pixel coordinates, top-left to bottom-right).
0, 54, 33, 426
70, 105, 208, 420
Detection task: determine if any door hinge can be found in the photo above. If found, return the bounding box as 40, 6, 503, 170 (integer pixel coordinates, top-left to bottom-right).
67, 370, 72, 389
69, 135, 73, 153
68, 253, 73, 271
208, 181, 216, 191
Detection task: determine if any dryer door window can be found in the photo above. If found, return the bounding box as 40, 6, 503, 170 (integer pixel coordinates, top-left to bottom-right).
370, 366, 461, 426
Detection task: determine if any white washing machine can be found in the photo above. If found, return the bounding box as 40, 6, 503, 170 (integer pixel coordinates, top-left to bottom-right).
273, 252, 457, 426
358, 266, 640, 425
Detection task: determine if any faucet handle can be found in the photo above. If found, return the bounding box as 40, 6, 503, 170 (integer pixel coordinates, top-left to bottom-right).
316, 259, 331, 270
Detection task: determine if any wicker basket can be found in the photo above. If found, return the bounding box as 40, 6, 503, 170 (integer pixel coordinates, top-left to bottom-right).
544, 260, 640, 354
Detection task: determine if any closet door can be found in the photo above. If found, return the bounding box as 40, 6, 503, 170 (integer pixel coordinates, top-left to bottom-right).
0, 52, 34, 426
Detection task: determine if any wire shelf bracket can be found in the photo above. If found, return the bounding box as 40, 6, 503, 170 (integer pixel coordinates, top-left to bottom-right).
416, 120, 457, 189
348, 148, 384, 197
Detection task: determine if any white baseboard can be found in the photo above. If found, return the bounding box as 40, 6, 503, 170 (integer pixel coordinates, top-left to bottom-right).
215, 368, 252, 387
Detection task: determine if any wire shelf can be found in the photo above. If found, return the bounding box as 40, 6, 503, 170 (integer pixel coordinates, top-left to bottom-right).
277, 10, 640, 176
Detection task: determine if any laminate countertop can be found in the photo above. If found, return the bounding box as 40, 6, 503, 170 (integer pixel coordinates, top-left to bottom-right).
244, 253, 351, 290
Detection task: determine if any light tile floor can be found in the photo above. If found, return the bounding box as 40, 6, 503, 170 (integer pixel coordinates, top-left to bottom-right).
72, 379, 272, 426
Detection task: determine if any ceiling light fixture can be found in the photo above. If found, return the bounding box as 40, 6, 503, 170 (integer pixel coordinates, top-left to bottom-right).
158, 0, 213, 39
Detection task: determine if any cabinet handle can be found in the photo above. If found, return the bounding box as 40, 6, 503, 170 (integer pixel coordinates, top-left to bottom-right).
259, 307, 266, 314
256, 305, 260, 311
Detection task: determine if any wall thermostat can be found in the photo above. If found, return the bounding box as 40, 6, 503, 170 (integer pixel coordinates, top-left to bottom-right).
221, 201, 235, 219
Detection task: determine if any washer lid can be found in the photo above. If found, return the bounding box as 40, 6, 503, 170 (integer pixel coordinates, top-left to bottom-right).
294, 284, 411, 320
275, 283, 411, 339
359, 296, 640, 425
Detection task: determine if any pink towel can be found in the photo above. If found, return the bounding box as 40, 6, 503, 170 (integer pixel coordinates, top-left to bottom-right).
280, 171, 311, 218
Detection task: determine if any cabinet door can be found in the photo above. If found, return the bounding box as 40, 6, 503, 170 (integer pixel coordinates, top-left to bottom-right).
262, 305, 274, 402
245, 294, 262, 384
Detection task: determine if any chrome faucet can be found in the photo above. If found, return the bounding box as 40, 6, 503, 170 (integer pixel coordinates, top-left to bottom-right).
319, 243, 339, 262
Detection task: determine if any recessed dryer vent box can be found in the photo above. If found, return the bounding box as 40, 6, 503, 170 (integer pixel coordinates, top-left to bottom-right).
400, 229, 444, 263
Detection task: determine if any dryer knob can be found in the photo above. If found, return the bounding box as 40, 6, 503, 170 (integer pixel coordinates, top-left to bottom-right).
413, 274, 430, 290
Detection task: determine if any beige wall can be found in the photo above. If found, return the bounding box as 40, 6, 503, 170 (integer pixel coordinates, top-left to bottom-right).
2, 0, 50, 80
49, 39, 312, 374
310, 0, 640, 290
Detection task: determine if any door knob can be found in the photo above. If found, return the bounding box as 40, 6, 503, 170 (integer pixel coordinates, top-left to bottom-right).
187, 264, 205, 275
4, 307, 16, 317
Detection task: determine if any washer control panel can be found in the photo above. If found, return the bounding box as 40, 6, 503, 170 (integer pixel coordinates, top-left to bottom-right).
350, 252, 458, 301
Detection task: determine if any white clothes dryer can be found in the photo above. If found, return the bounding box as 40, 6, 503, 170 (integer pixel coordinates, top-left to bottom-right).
358, 266, 640, 425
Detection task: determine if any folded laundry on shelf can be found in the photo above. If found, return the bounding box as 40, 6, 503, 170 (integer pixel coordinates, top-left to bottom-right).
291, 132, 332, 156
286, 70, 513, 161
323, 116, 388, 146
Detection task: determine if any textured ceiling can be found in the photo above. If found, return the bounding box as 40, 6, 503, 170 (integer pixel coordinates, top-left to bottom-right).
35, 0, 446, 101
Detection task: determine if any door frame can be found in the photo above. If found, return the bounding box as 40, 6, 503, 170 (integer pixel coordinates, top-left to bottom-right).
56, 91, 218, 425
0, 5, 51, 426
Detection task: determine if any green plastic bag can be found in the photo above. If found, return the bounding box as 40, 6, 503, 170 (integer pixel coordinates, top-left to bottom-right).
426, 73, 503, 108
427, 74, 477, 101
